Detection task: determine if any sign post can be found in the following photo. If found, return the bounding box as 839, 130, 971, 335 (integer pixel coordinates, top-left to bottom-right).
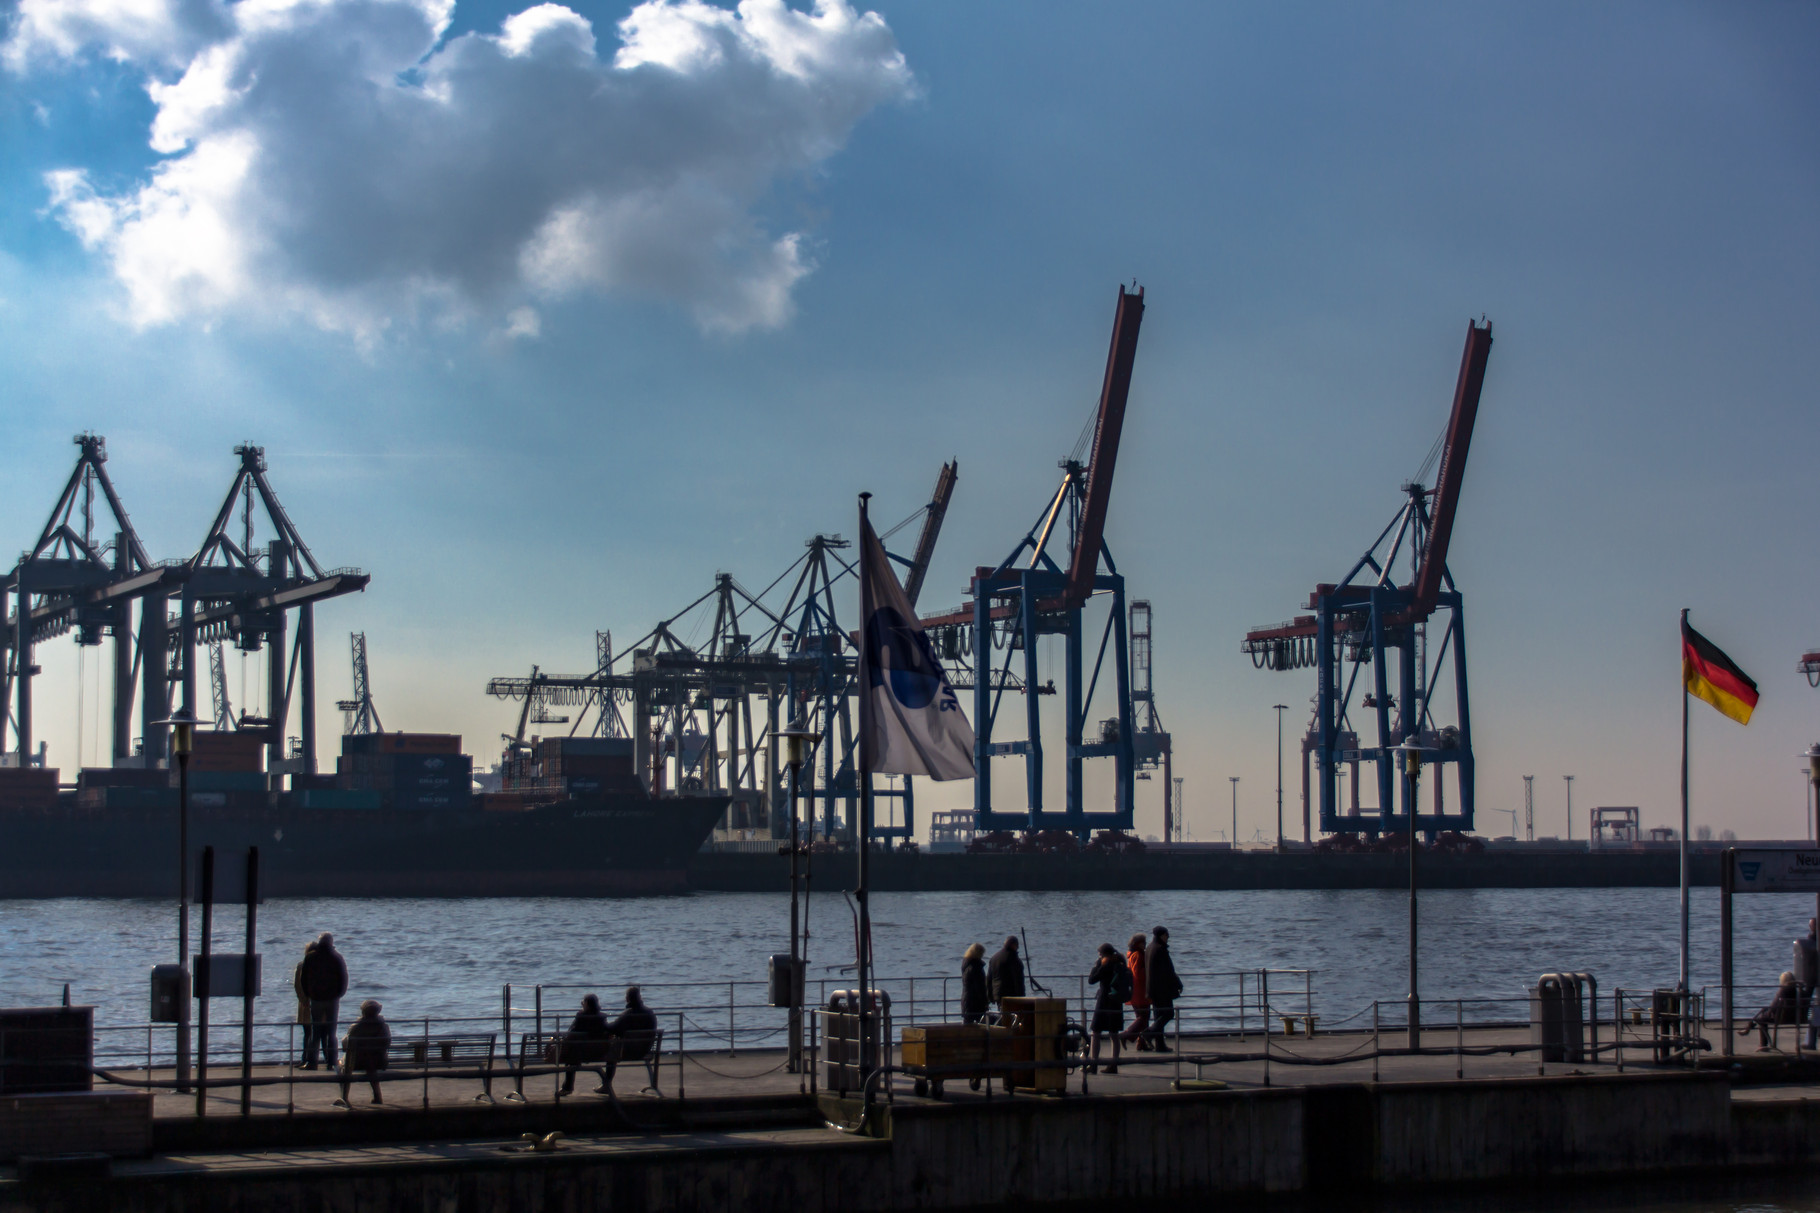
1721, 848, 1820, 1059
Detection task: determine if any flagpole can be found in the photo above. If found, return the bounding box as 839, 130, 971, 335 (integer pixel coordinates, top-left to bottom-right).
1680, 607, 1690, 993
856, 492, 875, 1112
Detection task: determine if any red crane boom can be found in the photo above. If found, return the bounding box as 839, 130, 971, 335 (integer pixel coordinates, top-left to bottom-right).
1063, 285, 1145, 609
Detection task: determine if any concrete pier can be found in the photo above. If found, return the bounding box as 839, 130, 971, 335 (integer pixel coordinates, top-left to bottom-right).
7, 1027, 1820, 1211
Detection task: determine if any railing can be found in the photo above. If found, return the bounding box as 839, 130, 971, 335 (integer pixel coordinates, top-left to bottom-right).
19, 966, 1738, 1114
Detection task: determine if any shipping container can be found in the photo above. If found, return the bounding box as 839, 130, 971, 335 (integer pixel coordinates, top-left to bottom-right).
189, 732, 265, 772
341, 733, 462, 757
291, 773, 337, 791
189, 771, 269, 793
77, 786, 178, 810
77, 767, 169, 790
293, 789, 383, 810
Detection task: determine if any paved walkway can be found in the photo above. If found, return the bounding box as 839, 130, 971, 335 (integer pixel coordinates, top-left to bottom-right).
111, 1017, 1793, 1122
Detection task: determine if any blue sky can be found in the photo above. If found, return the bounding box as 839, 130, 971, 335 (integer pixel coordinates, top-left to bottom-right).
1, 0, 1816, 841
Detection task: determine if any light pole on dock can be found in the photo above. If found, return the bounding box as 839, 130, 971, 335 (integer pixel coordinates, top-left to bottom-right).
778, 721, 821, 1076
156, 708, 207, 1093
1228, 777, 1238, 845
1273, 705, 1288, 850
1563, 775, 1574, 841
1395, 737, 1427, 1051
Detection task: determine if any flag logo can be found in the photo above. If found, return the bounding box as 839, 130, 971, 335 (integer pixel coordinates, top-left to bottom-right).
1682, 618, 1759, 726
857, 509, 975, 781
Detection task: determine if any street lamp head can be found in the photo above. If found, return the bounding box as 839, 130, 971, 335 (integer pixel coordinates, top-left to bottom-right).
777, 720, 821, 772
1804, 744, 1820, 782
1392, 736, 1427, 779
152, 709, 212, 758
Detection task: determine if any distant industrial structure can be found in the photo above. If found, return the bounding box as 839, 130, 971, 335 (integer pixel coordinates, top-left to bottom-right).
2, 436, 368, 772
1243, 320, 1494, 843
488, 285, 1175, 845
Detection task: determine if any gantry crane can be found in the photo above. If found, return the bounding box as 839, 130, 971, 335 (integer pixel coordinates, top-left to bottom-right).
485, 465, 958, 843
1242, 319, 1493, 840
919, 285, 1147, 838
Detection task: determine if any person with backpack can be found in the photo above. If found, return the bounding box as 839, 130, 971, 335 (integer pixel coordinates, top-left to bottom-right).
1087, 943, 1131, 1074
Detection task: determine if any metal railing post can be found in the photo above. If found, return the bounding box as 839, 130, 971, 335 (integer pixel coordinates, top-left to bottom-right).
1455, 999, 1463, 1080
678, 1012, 686, 1102
423, 1018, 432, 1110
1372, 1001, 1380, 1083
1616, 988, 1624, 1073
728, 982, 736, 1058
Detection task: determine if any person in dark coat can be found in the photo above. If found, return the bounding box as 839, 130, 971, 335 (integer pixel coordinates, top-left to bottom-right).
1118, 933, 1151, 1051
559, 994, 611, 1094
334, 999, 391, 1107
960, 943, 989, 1024
988, 937, 1026, 1009
299, 932, 350, 1069
1143, 925, 1182, 1052
1087, 943, 1130, 1074
597, 986, 660, 1092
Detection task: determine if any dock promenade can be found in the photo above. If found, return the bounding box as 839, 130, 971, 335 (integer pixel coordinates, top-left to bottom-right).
9, 1014, 1820, 1212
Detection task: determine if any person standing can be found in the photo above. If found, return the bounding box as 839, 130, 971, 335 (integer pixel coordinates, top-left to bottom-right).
960, 943, 989, 1024
1087, 944, 1130, 1074
291, 940, 316, 1068
1797, 918, 1818, 1026
988, 936, 1026, 1009
1119, 933, 1151, 1051
1144, 925, 1182, 1052
300, 931, 350, 1070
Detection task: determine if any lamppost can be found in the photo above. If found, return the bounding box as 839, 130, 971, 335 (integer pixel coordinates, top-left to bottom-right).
1228, 777, 1239, 846
777, 720, 821, 1075
1804, 745, 1820, 926
155, 708, 208, 1092
1395, 736, 1428, 1050
1564, 775, 1575, 841
1273, 705, 1288, 850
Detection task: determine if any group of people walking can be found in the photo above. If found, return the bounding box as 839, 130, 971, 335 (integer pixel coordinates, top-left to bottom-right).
957, 927, 1183, 1073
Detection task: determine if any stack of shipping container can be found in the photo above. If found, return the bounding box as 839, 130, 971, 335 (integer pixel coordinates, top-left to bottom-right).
337, 733, 472, 811
489, 736, 640, 810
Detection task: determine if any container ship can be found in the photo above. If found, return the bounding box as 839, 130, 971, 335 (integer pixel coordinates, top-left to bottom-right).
0, 732, 727, 898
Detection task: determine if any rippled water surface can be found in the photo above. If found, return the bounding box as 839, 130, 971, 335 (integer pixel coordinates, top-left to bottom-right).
2, 886, 1813, 1028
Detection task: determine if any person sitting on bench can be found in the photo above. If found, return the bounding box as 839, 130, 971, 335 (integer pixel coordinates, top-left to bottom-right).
1742, 971, 1802, 1051
580, 986, 658, 1095
335, 999, 391, 1107
559, 994, 612, 1095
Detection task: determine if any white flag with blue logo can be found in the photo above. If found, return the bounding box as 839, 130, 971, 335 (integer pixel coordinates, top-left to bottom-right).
858, 513, 975, 780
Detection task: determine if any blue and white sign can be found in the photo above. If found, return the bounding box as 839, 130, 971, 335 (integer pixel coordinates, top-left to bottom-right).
1730, 849, 1820, 894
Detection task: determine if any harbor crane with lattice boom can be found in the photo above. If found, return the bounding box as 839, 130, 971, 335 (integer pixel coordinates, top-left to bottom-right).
336, 632, 383, 735
919, 285, 1156, 839
485, 463, 960, 844
1241, 319, 1493, 842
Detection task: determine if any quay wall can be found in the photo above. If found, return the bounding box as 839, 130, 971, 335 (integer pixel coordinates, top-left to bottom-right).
5, 1072, 1800, 1213
690, 848, 1727, 893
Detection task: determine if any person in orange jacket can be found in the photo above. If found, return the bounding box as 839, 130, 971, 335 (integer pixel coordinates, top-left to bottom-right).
1118, 932, 1150, 1051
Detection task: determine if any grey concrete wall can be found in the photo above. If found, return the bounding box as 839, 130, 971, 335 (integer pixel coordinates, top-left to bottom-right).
2, 1073, 1808, 1213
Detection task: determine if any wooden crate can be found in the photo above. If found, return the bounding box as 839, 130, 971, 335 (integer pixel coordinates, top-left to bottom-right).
1000, 996, 1069, 1092
899, 1022, 1013, 1071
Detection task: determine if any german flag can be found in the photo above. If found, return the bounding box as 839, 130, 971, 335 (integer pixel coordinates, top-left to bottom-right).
1682, 619, 1759, 725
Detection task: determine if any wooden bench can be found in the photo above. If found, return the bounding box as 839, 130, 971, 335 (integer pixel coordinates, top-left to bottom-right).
1277, 1014, 1319, 1037
506, 1028, 664, 1101
358, 1034, 497, 1103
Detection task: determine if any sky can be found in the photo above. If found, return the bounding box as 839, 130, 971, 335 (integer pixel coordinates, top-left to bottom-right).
0, 0, 1816, 843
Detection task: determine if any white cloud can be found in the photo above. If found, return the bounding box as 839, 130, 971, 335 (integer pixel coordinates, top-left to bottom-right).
11, 0, 912, 336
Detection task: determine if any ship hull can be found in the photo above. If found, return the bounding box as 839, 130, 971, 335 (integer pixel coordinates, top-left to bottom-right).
0, 794, 728, 898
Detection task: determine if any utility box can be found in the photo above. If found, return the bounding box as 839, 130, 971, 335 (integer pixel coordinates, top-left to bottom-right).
149, 965, 188, 1023
1530, 973, 1585, 1063
767, 955, 803, 1008
0, 1007, 93, 1093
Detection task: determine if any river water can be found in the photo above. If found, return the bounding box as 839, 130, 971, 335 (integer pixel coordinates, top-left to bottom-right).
2, 886, 1812, 1029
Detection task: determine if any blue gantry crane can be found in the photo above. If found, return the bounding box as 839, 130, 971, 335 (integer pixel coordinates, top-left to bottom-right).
919, 285, 1152, 839
1242, 319, 1493, 841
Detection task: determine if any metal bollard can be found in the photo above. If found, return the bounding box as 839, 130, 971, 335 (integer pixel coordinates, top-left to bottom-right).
424, 1018, 432, 1110
1455, 999, 1463, 1081
678, 1012, 686, 1102
1615, 988, 1624, 1073
729, 982, 736, 1058
1372, 1001, 1380, 1083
